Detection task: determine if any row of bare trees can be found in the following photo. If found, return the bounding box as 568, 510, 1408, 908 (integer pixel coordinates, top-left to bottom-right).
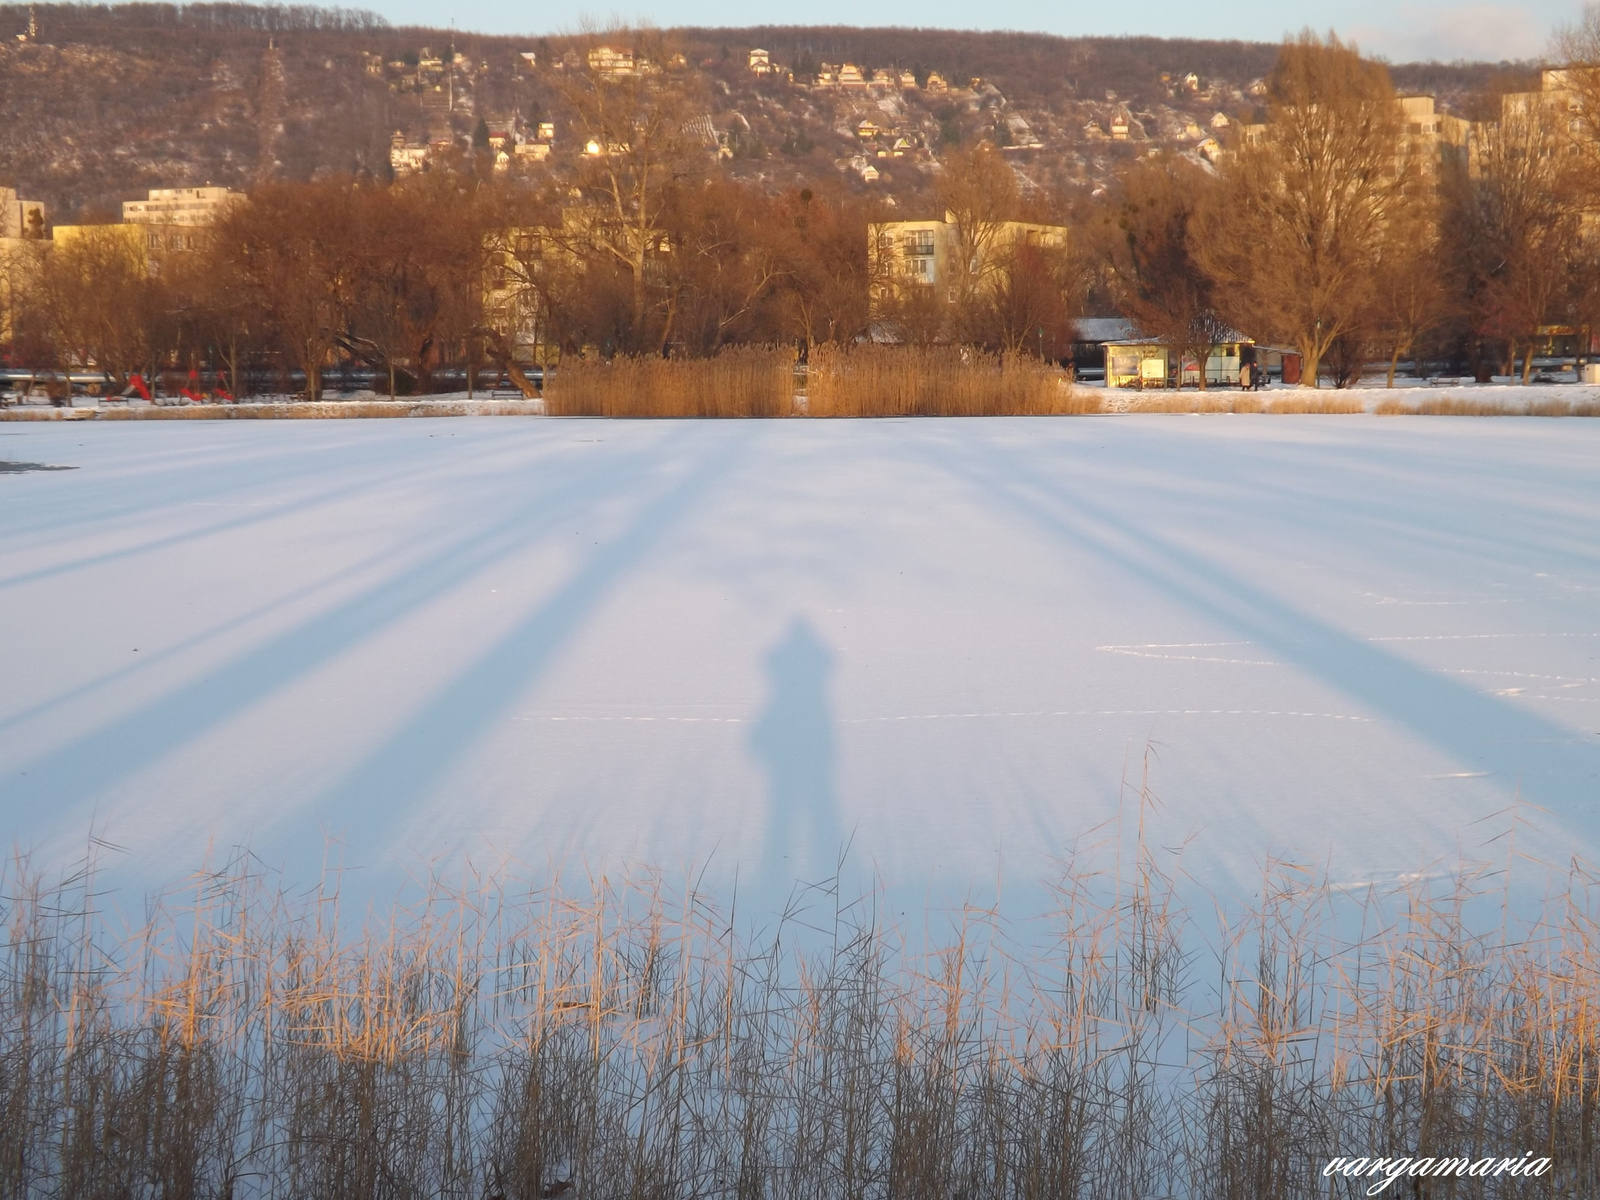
1093, 30, 1600, 387
0, 171, 887, 399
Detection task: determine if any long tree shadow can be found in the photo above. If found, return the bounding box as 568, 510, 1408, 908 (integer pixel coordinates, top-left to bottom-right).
750, 618, 845, 888
927, 431, 1600, 836
305, 428, 752, 848
3, 429, 707, 834
0, 428, 563, 593
0, 424, 446, 546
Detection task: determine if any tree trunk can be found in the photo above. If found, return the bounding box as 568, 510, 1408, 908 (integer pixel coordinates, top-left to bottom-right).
473, 326, 541, 398
1387, 341, 1403, 388
1522, 336, 1536, 384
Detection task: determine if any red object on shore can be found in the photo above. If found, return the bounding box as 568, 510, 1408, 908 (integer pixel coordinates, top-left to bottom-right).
125, 373, 151, 400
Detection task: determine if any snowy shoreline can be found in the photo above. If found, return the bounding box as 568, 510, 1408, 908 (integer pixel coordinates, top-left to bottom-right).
6, 378, 1600, 420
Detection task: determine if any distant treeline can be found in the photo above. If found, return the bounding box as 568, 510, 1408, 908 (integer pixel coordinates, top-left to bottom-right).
0, 1, 387, 37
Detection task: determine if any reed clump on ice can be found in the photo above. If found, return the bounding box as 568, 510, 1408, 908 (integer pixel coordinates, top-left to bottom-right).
3, 838, 1597, 1199
805, 344, 1096, 417
542, 348, 793, 418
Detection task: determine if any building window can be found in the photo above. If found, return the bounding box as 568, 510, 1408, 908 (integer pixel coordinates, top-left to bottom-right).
904, 229, 934, 256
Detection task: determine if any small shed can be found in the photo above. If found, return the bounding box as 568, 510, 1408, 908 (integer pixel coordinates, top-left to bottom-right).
1105, 339, 1170, 388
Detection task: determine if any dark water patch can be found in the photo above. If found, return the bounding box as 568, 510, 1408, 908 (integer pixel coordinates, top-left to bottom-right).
0, 462, 77, 473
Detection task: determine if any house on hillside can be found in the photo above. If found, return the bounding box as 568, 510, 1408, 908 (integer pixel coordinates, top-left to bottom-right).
588, 45, 635, 76
390, 131, 428, 174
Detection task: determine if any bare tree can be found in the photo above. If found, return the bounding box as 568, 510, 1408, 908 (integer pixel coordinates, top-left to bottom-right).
214, 181, 361, 400
39, 227, 155, 389
660, 177, 784, 355
1371, 181, 1455, 386
936, 140, 1020, 327
972, 241, 1079, 357
1460, 97, 1582, 382
1194, 32, 1410, 386
1100, 154, 1230, 388
766, 187, 877, 349
552, 28, 707, 348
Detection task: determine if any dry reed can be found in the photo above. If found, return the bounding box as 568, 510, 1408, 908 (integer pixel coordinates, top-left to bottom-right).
1265, 395, 1365, 414
543, 348, 793, 418
1375, 396, 1600, 417
1125, 393, 1263, 413
1123, 393, 1365, 414
4, 830, 1597, 1200
805, 344, 1096, 417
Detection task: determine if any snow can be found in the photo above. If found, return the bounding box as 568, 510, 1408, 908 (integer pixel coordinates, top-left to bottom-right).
2, 415, 1597, 912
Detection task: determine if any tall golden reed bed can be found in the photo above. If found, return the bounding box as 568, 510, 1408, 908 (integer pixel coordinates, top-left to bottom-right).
542, 347, 793, 418
806, 343, 1096, 416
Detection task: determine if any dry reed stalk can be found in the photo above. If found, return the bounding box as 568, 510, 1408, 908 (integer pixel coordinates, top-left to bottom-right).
543, 348, 793, 418
805, 344, 1096, 417
1265, 396, 1365, 414
1376, 396, 1600, 417
1125, 393, 1265, 413
5, 844, 1600, 1198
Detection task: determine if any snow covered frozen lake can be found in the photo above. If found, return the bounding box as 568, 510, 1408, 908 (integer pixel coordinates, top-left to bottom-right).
2, 415, 1597, 912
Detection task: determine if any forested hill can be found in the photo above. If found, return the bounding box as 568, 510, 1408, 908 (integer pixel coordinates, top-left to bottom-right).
0, 5, 1529, 219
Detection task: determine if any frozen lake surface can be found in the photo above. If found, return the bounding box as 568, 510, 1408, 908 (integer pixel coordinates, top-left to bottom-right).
2, 415, 1597, 912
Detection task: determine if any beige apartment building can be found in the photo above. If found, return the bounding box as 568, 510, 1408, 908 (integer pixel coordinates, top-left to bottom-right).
51, 186, 243, 279
0, 187, 47, 345
868, 213, 1069, 313
122, 186, 241, 226
1239, 94, 1468, 175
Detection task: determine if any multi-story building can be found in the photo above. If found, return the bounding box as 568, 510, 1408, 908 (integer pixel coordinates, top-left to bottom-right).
0, 187, 46, 240
1238, 94, 1469, 176
0, 187, 46, 346
1397, 94, 1470, 175
868, 213, 1069, 314
122, 186, 240, 226
50, 186, 240, 281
